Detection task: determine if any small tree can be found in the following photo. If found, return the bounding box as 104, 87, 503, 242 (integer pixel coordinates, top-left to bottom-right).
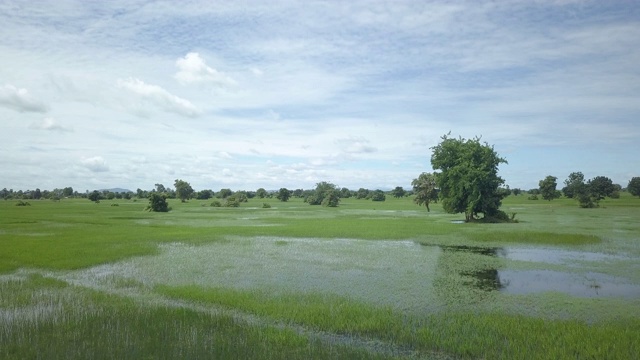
276, 188, 291, 202
562, 172, 584, 198
321, 190, 340, 207
174, 179, 194, 202
588, 176, 615, 206
147, 193, 170, 212
512, 188, 522, 196
412, 172, 438, 212
370, 189, 386, 201
307, 182, 340, 207
539, 176, 561, 201
628, 177, 640, 197
88, 190, 102, 202
391, 186, 406, 198
256, 188, 268, 198
217, 188, 233, 199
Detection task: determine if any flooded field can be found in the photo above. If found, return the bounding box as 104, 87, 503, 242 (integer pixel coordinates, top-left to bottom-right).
31, 236, 639, 319
2, 197, 640, 358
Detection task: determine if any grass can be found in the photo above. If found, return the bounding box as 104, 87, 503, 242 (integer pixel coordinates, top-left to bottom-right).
0, 274, 387, 360
2, 194, 625, 273
156, 285, 640, 360
1, 193, 640, 358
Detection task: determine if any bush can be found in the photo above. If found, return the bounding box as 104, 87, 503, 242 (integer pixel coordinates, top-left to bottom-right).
224, 196, 240, 207
262, 202, 271, 208
146, 193, 170, 212
110, 203, 119, 207
210, 200, 222, 207
15, 200, 31, 206
370, 190, 386, 202
527, 195, 539, 200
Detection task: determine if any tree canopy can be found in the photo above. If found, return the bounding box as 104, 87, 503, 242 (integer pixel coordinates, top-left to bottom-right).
306, 181, 340, 207
430, 134, 508, 222
627, 177, 640, 198
411, 172, 438, 212
174, 179, 194, 202
539, 176, 561, 201
276, 188, 291, 202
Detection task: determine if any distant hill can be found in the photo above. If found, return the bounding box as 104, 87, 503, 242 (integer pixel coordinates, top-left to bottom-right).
100, 188, 133, 193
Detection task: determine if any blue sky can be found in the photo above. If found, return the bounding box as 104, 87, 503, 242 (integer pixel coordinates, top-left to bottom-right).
1, 0, 639, 192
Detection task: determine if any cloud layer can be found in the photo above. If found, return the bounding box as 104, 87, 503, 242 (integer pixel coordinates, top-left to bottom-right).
1, 1, 639, 191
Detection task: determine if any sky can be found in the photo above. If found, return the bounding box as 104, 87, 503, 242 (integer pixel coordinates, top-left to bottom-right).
1, 0, 639, 192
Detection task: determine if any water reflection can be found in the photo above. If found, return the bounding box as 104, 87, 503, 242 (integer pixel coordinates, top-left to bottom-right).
430, 244, 639, 299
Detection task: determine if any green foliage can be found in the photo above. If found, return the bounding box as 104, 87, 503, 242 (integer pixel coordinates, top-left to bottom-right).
562, 171, 585, 198
391, 186, 406, 198
430, 134, 507, 221
276, 188, 291, 202
306, 182, 340, 207
539, 175, 561, 201
196, 189, 214, 200
411, 172, 438, 212
628, 177, 640, 197
528, 194, 539, 200
174, 179, 194, 202
262, 202, 271, 208
217, 188, 233, 199
210, 200, 222, 207
146, 193, 170, 212
355, 188, 369, 199
256, 188, 268, 198
88, 190, 102, 202
370, 190, 386, 202
588, 176, 616, 205
15, 200, 31, 206
565, 173, 617, 208
224, 196, 240, 207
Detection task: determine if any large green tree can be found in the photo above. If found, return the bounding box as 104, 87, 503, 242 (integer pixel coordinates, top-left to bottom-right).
411, 172, 438, 212
430, 134, 508, 222
628, 177, 640, 197
174, 179, 194, 202
539, 175, 561, 201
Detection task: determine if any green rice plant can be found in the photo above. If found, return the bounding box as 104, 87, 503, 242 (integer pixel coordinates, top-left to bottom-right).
0, 275, 388, 360
157, 285, 640, 359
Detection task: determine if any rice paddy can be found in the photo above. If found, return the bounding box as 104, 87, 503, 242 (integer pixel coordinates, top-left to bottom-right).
1, 194, 639, 359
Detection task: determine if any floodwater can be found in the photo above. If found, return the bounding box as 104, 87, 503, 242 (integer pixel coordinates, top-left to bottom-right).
47, 237, 640, 317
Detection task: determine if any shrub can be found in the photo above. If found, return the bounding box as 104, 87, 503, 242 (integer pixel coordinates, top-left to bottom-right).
15, 200, 31, 206
210, 200, 222, 207
224, 196, 240, 207
262, 202, 271, 208
527, 195, 539, 200
146, 193, 170, 212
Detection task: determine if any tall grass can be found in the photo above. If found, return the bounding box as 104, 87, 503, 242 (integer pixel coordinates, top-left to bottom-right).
0, 274, 387, 360
157, 285, 640, 359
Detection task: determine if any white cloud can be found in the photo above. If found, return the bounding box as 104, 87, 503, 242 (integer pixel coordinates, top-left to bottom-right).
336, 136, 377, 154
28, 117, 73, 132
0, 84, 48, 113
81, 156, 109, 172
117, 78, 200, 117
175, 52, 236, 86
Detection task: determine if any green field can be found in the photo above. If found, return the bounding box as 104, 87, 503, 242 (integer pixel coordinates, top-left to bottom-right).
1, 194, 639, 359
